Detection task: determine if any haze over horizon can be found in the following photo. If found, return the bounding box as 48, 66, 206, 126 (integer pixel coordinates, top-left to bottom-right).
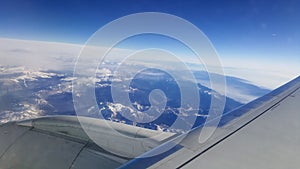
0, 37, 298, 89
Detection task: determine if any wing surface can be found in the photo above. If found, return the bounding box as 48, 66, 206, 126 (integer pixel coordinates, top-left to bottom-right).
121, 76, 300, 169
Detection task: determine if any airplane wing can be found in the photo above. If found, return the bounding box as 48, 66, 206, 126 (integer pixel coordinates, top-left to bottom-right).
0, 116, 176, 169
0, 76, 299, 169
121, 76, 300, 169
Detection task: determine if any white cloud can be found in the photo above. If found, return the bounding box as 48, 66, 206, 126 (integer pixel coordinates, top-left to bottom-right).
221, 57, 300, 89
1, 37, 297, 90
0, 38, 81, 70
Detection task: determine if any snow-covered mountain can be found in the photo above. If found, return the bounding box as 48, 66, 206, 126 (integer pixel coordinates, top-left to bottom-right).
0, 66, 270, 133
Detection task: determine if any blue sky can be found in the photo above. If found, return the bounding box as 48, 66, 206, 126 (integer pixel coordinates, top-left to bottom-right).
0, 0, 299, 87
1, 0, 299, 55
